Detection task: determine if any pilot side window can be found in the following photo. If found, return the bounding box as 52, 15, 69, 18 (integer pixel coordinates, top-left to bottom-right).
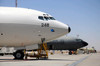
49, 17, 55, 20
38, 16, 44, 20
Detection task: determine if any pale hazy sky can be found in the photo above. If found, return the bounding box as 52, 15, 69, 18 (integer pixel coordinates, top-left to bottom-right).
0, 0, 100, 50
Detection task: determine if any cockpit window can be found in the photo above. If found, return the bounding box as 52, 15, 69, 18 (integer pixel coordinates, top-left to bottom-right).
38, 16, 44, 20
49, 17, 55, 20
44, 16, 50, 20
38, 15, 56, 21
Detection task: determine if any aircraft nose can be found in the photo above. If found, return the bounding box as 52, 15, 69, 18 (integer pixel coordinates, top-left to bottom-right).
68, 26, 71, 33
82, 41, 88, 46
59, 23, 71, 34
50, 21, 71, 38
55, 21, 71, 35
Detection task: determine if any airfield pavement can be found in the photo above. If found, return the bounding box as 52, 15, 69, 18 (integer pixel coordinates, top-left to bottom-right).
0, 53, 100, 66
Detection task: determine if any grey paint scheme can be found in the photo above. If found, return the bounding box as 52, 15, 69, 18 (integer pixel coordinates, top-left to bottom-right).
47, 36, 88, 50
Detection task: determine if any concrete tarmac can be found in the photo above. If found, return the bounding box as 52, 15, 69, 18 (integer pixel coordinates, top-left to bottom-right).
0, 53, 100, 66
77, 53, 100, 66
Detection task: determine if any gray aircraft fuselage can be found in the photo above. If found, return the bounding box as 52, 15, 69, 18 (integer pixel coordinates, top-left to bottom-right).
47, 36, 88, 51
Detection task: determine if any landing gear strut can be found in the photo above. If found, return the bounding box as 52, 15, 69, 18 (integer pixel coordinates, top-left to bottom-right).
24, 38, 48, 60
68, 50, 77, 55
69, 50, 72, 55
13, 50, 24, 59
35, 38, 48, 59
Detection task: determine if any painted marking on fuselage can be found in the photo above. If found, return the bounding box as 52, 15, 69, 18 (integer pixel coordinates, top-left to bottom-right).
41, 23, 49, 27
51, 29, 55, 32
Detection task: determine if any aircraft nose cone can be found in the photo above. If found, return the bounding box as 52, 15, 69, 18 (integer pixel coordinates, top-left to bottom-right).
82, 41, 88, 46
50, 21, 71, 39
56, 21, 71, 35
68, 27, 71, 33
61, 24, 71, 34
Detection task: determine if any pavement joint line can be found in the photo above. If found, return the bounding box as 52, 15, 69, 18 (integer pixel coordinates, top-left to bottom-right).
67, 54, 92, 66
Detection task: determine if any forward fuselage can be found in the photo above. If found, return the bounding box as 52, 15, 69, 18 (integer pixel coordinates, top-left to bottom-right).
0, 7, 70, 47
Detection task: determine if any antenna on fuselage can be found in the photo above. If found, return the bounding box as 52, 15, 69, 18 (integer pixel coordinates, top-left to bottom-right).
15, 0, 17, 7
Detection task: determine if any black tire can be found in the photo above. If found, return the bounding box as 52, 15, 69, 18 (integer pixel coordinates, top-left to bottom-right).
13, 50, 24, 59
69, 51, 72, 55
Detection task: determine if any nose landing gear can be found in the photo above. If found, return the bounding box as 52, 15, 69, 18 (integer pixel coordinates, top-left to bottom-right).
36, 42, 48, 59
25, 38, 48, 60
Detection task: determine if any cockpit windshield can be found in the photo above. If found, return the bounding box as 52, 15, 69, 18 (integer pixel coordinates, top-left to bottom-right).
38, 14, 56, 20
44, 16, 50, 20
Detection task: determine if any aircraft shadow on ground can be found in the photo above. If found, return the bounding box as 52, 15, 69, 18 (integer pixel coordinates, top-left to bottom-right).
0, 58, 77, 62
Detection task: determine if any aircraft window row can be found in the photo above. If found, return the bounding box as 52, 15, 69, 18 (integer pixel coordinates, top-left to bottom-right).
38, 16, 55, 20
